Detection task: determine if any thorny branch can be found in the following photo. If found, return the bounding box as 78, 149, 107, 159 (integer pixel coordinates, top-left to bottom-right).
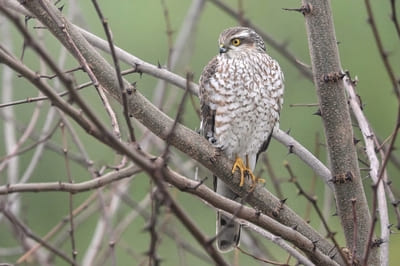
364, 0, 400, 99
284, 161, 349, 265
0, 206, 75, 265
60, 121, 78, 263
344, 74, 390, 266
91, 0, 136, 142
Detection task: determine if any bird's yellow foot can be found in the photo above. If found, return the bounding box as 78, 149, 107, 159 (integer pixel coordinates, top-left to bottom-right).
232, 157, 264, 187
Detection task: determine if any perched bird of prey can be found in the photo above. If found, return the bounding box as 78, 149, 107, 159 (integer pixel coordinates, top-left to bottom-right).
199, 27, 284, 252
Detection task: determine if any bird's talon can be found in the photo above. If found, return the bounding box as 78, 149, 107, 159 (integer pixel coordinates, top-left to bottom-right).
232, 157, 247, 187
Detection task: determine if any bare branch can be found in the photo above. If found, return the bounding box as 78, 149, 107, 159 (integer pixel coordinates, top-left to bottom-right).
344, 74, 390, 265
390, 0, 400, 40
284, 161, 348, 265
0, 206, 75, 265
364, 0, 400, 99
91, 0, 135, 142
273, 129, 333, 189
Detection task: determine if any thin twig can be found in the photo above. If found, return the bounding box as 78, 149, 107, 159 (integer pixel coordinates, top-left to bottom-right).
91, 0, 136, 142
0, 94, 43, 173
60, 121, 78, 263
113, 189, 213, 264
16, 192, 98, 264
0, 166, 141, 194
152, 0, 205, 107
152, 159, 229, 266
364, 0, 400, 99
362, 105, 400, 265
284, 161, 349, 265
157, 0, 174, 110
39, 65, 83, 79
390, 0, 400, 40
0, 68, 135, 109
0, 207, 75, 265
147, 187, 162, 265
262, 154, 283, 199
0, 120, 59, 162
237, 247, 289, 266
162, 72, 192, 160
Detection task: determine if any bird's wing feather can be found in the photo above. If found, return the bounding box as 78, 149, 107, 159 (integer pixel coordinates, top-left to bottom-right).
199, 57, 218, 140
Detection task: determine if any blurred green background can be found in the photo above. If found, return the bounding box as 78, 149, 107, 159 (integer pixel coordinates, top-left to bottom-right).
0, 0, 399, 265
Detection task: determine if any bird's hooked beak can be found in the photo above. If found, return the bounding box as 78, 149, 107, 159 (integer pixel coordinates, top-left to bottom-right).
219, 43, 228, 54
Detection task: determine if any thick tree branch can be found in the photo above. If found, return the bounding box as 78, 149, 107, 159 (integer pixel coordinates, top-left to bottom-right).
302, 0, 379, 264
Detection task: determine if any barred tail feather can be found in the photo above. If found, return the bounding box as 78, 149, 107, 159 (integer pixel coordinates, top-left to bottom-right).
214, 177, 241, 252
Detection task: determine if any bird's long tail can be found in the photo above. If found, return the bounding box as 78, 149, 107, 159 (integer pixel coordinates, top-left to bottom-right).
214, 177, 241, 252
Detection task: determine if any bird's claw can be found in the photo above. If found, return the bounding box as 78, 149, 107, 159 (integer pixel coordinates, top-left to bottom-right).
232, 157, 264, 187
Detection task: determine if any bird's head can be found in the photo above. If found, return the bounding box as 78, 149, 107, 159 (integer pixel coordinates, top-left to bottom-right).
218, 27, 266, 56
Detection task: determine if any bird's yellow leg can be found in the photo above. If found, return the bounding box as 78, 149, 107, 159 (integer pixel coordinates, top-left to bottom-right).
232, 156, 247, 187
232, 155, 265, 187
245, 155, 265, 186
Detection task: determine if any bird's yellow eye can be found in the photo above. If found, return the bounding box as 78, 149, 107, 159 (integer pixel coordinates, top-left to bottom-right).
231, 38, 241, 46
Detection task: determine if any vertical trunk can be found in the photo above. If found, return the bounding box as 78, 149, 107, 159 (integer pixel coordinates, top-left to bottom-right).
302, 0, 379, 264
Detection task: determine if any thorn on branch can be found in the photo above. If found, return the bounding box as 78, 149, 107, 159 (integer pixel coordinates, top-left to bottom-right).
330, 252, 338, 260
282, 3, 312, 16
58, 5, 65, 12
392, 199, 400, 207
322, 71, 346, 83
353, 138, 361, 145
272, 196, 286, 217
330, 171, 354, 184
313, 109, 321, 116
181, 177, 208, 192
24, 15, 33, 24
371, 238, 384, 248
288, 144, 294, 154
312, 239, 318, 251
345, 171, 354, 182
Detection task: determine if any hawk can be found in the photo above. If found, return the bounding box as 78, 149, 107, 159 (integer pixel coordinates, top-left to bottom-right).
199, 27, 284, 252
